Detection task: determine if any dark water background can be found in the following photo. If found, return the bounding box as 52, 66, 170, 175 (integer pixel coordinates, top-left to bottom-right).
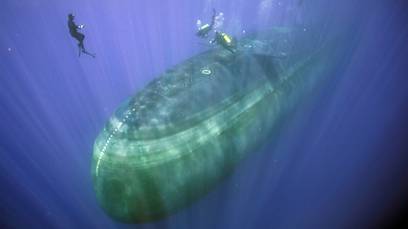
1, 0, 408, 228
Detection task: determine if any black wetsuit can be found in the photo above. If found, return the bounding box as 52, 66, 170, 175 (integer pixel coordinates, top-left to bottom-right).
68, 19, 84, 49
68, 17, 94, 57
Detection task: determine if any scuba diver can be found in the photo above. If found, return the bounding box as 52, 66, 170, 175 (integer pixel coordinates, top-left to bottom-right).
196, 9, 236, 53
211, 31, 236, 53
196, 9, 217, 38
67, 14, 95, 58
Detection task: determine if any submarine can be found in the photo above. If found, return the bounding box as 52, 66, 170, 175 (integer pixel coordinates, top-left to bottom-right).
92, 27, 337, 223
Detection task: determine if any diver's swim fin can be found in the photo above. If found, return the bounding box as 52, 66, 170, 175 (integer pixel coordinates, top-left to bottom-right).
82, 50, 96, 58
86, 52, 96, 58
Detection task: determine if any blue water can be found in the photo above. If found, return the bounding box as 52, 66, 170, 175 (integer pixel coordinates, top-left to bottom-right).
1, 0, 407, 228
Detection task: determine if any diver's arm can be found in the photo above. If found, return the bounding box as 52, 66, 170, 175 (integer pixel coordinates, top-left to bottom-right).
69, 21, 84, 30
72, 21, 84, 29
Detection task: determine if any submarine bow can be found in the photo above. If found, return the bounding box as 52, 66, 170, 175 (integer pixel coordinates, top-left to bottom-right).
92, 28, 334, 223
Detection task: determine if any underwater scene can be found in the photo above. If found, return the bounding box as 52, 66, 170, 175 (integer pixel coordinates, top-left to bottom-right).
1, 0, 408, 228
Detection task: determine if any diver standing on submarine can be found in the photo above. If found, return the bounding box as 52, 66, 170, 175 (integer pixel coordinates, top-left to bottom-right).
67, 13, 95, 58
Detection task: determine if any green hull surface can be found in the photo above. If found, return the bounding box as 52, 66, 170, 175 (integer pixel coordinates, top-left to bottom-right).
92, 28, 334, 223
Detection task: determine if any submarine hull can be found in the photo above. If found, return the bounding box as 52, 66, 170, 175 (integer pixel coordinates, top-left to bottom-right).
92, 28, 333, 223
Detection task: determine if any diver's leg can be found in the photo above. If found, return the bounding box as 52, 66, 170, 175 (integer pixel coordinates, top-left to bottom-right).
82, 43, 96, 57
81, 43, 96, 58
77, 33, 95, 58
79, 33, 95, 58
80, 42, 85, 52
73, 33, 85, 57
78, 43, 82, 56
78, 33, 85, 51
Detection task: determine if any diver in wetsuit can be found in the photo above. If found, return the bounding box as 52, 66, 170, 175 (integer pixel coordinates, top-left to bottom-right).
195, 9, 235, 53
196, 9, 217, 38
68, 14, 95, 58
211, 31, 236, 53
